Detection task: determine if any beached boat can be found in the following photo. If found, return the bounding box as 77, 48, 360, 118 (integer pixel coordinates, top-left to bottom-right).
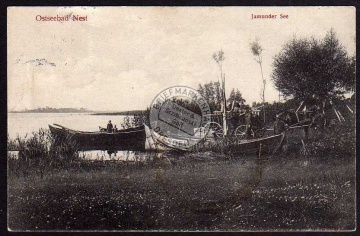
144, 124, 204, 151
226, 132, 285, 158
49, 124, 146, 151
145, 124, 285, 157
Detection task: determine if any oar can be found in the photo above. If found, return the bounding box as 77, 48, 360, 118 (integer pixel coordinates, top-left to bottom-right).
289, 125, 310, 129
346, 105, 354, 114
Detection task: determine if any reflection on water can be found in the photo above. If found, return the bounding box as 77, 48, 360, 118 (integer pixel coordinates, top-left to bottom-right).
7, 150, 156, 162
79, 150, 154, 161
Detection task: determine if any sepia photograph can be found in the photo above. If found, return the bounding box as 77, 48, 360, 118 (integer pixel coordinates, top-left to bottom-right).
7, 6, 355, 231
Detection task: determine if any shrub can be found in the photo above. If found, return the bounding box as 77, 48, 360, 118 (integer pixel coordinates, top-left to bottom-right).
8, 129, 81, 178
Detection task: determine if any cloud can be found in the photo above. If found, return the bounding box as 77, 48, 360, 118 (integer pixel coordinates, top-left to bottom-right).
23, 58, 56, 67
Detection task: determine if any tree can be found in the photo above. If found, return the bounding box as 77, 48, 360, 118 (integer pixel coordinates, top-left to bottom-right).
272, 29, 355, 103
213, 49, 225, 79
227, 88, 246, 105
197, 81, 222, 111
251, 38, 266, 122
213, 49, 228, 136
198, 83, 246, 112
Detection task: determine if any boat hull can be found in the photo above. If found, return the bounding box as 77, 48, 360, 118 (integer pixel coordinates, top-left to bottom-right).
144, 124, 285, 158
226, 132, 285, 158
49, 124, 146, 151
145, 124, 188, 151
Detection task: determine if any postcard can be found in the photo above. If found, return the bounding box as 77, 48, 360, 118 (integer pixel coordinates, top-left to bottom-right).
7, 6, 356, 231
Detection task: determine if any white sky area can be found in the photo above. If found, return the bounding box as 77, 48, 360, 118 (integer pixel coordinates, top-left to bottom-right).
8, 7, 355, 111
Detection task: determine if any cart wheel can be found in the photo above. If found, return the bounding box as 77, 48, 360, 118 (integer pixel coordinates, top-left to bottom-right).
235, 125, 247, 139
204, 122, 224, 139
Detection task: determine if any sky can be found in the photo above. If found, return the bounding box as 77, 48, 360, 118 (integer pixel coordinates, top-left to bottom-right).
8, 7, 356, 111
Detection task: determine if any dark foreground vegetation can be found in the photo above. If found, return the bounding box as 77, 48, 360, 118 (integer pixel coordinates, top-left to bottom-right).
7, 118, 355, 231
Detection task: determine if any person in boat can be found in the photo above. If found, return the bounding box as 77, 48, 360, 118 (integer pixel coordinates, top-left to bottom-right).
107, 120, 113, 133
113, 125, 118, 132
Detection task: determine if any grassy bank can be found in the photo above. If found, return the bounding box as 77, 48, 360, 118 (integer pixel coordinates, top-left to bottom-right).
8, 155, 355, 231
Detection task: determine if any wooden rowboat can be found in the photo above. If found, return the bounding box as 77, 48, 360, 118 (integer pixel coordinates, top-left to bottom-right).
226, 132, 285, 158
145, 124, 285, 158
49, 124, 146, 151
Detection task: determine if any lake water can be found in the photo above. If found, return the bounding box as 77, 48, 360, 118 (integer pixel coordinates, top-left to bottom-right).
8, 113, 129, 139
7, 113, 147, 160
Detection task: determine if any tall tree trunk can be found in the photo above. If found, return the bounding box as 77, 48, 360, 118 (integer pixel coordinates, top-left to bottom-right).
259, 58, 266, 123
222, 73, 227, 136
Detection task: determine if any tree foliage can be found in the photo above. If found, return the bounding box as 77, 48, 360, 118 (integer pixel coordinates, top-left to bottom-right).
212, 49, 225, 73
227, 88, 246, 105
272, 29, 355, 101
251, 39, 263, 57
198, 82, 246, 112
198, 81, 222, 111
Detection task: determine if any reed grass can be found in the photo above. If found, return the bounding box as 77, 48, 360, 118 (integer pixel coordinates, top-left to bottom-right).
7, 128, 82, 178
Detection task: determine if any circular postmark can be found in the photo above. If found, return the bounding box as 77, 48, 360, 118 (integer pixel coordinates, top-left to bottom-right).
149, 86, 211, 149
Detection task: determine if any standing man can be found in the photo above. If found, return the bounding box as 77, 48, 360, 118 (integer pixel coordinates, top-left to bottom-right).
107, 120, 113, 133
245, 107, 252, 139
273, 114, 287, 135
303, 109, 313, 140
273, 114, 288, 153
230, 102, 241, 134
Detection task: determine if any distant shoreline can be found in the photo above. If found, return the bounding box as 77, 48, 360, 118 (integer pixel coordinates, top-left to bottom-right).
91, 110, 145, 116
10, 107, 93, 113
9, 109, 145, 116
10, 111, 92, 113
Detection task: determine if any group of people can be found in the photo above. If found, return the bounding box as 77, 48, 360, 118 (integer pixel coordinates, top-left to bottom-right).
228, 101, 305, 139
273, 104, 327, 139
